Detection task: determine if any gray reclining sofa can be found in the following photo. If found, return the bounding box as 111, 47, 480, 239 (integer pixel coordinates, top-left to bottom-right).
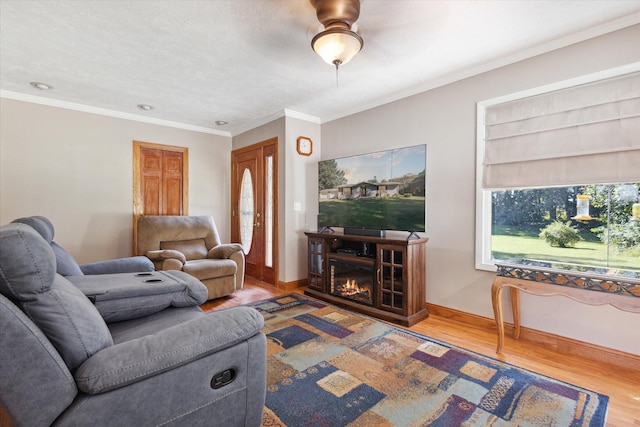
0, 222, 266, 426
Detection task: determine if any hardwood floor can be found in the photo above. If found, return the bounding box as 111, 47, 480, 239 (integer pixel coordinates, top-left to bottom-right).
205, 276, 640, 426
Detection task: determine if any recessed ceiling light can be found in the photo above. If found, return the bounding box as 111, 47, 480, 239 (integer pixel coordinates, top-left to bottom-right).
137, 104, 153, 111
215, 120, 228, 126
30, 82, 53, 90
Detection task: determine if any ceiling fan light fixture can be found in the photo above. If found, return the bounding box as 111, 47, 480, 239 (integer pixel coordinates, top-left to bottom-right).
312, 27, 363, 67
310, 0, 363, 69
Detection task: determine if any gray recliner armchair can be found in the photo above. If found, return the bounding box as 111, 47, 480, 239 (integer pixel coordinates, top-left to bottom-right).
137, 215, 245, 300
11, 216, 154, 276
0, 222, 266, 427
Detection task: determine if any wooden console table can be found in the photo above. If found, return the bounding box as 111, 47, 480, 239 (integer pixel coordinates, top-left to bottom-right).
491, 259, 640, 353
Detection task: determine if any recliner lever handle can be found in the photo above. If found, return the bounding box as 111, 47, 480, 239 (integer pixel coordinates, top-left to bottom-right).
211, 368, 237, 389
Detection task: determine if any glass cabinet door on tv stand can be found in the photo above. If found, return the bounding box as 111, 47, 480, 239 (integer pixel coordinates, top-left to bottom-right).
307, 237, 325, 292
378, 244, 405, 315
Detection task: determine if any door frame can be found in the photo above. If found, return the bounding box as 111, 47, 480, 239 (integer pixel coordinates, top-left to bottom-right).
231, 137, 279, 285
132, 140, 189, 255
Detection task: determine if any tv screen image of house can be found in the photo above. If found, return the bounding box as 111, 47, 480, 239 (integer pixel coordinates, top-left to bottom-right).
318, 144, 426, 232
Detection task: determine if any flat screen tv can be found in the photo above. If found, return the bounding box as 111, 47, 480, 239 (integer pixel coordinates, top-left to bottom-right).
318, 144, 426, 234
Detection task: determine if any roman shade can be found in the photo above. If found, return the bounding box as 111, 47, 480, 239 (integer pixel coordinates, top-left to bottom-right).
482, 71, 640, 189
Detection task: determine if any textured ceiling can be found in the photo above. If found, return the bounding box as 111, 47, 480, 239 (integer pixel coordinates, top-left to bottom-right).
1, 1, 639, 136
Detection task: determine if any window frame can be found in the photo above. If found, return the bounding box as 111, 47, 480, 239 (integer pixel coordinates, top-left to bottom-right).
475, 63, 640, 272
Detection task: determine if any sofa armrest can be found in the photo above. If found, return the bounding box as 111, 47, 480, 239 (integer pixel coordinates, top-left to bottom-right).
207, 243, 243, 259
158, 258, 183, 271
146, 249, 186, 265
74, 306, 264, 394
80, 256, 154, 275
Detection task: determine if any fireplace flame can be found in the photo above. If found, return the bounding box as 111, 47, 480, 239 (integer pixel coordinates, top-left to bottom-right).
345, 279, 358, 290
339, 278, 368, 296
333, 276, 372, 304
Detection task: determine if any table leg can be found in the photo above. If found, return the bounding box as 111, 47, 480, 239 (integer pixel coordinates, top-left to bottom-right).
510, 287, 521, 340
491, 277, 505, 354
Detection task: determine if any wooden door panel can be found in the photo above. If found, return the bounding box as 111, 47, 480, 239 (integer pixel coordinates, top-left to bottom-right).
141, 148, 163, 215
164, 178, 183, 215
163, 151, 183, 215
142, 151, 161, 171
164, 151, 183, 176
143, 177, 161, 215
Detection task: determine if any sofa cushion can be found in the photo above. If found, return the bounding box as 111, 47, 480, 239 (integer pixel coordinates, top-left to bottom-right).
0, 223, 113, 370
182, 259, 237, 280
161, 238, 208, 261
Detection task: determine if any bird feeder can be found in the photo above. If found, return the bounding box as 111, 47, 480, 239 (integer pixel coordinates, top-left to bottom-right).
572, 194, 593, 220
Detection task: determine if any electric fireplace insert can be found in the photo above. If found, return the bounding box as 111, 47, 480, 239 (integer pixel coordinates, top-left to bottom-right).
329, 256, 375, 306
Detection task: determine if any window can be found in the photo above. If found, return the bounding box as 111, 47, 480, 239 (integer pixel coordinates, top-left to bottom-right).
489, 183, 639, 271
476, 66, 640, 272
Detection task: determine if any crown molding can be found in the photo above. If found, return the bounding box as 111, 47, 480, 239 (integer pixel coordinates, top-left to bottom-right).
478, 62, 640, 108
284, 109, 321, 123
229, 109, 285, 137
318, 12, 640, 124
0, 90, 231, 137
230, 109, 321, 137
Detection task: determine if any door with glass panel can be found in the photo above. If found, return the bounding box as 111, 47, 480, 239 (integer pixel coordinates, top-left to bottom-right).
231, 138, 278, 285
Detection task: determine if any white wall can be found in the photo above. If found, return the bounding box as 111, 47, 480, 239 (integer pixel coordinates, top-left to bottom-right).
319, 25, 640, 354
0, 98, 232, 263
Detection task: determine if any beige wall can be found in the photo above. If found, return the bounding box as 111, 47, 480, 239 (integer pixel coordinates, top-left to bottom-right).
284, 116, 321, 283
0, 98, 232, 263
320, 25, 640, 354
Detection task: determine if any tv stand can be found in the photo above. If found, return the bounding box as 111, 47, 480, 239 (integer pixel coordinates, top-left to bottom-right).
305, 231, 429, 327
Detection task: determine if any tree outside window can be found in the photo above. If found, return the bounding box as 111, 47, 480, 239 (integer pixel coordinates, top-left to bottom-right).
491, 183, 640, 271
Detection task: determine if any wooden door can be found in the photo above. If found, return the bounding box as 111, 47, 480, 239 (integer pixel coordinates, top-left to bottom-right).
133, 141, 189, 254
231, 138, 278, 284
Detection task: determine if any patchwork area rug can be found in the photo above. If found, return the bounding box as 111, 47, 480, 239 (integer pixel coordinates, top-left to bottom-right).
249, 294, 608, 427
